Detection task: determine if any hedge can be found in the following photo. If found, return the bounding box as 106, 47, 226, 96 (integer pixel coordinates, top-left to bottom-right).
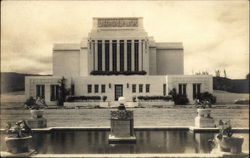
66, 96, 101, 102
137, 95, 172, 101
90, 71, 147, 75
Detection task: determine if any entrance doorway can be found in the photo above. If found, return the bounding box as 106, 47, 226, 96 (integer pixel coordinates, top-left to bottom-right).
114, 85, 123, 101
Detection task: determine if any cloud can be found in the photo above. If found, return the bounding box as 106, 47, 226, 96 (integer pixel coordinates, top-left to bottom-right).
1, 1, 249, 79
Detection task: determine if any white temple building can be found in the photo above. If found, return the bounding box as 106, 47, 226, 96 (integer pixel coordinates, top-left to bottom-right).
25, 17, 213, 106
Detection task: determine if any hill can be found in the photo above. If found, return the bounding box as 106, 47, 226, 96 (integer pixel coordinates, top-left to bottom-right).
1, 72, 50, 93
213, 77, 249, 93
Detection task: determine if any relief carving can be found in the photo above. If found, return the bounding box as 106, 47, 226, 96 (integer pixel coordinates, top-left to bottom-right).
98, 18, 138, 27
111, 110, 133, 119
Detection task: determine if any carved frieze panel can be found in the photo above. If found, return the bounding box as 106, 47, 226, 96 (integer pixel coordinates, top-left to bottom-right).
111, 110, 133, 120
98, 18, 138, 27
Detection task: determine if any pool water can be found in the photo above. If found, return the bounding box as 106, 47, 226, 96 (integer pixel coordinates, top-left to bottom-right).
1, 130, 248, 154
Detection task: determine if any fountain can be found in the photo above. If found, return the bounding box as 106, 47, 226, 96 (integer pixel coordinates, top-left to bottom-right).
108, 97, 136, 143
4, 120, 35, 156
25, 97, 47, 128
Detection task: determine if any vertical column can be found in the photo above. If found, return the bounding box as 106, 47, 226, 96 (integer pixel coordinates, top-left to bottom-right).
138, 39, 142, 71
102, 40, 105, 71
117, 40, 120, 71
124, 40, 127, 71
94, 40, 98, 71
131, 40, 135, 71
109, 40, 113, 71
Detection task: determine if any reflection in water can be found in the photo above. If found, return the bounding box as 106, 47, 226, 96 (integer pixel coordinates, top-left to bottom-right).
1, 130, 249, 154
194, 133, 214, 153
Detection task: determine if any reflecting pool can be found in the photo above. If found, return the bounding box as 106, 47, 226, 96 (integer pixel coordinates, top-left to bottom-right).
1, 130, 249, 154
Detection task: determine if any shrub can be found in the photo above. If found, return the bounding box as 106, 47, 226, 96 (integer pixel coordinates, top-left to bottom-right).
132, 96, 137, 102
137, 95, 172, 101
197, 92, 216, 104
66, 96, 101, 102
174, 94, 189, 105
102, 96, 107, 102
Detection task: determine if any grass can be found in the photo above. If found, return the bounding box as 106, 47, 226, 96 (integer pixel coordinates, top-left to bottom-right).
0, 91, 249, 129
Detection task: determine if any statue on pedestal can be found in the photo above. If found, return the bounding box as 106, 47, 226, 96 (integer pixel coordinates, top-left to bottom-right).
108, 97, 136, 143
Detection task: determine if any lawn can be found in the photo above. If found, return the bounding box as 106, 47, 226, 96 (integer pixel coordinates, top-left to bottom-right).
0, 108, 248, 129
0, 91, 249, 128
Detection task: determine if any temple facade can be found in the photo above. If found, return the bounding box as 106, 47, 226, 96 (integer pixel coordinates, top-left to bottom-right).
25, 17, 213, 105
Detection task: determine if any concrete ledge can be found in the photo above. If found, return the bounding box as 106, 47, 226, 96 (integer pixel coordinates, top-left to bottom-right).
0, 152, 225, 158
1, 152, 249, 158
189, 127, 249, 133
1, 127, 249, 133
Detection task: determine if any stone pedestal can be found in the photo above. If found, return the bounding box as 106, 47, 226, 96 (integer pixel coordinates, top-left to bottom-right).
195, 109, 215, 128
216, 135, 244, 154
27, 118, 47, 128
108, 110, 136, 143
26, 110, 47, 128
5, 136, 32, 154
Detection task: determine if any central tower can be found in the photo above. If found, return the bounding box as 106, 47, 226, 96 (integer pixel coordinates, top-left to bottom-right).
87, 17, 150, 75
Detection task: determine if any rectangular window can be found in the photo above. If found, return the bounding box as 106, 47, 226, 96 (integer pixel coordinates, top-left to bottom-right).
146, 84, 150, 93
87, 85, 92, 93
101, 84, 106, 93
139, 84, 143, 93
97, 40, 102, 71
112, 40, 117, 71
179, 84, 187, 95
92, 40, 95, 70
120, 40, 124, 72
94, 84, 99, 93
36, 85, 45, 99
134, 40, 139, 71
105, 40, 109, 71
127, 40, 132, 72
163, 84, 166, 96
50, 85, 59, 101
71, 84, 75, 95
193, 83, 201, 99
132, 84, 136, 93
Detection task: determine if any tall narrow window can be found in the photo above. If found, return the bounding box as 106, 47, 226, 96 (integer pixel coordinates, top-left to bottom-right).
141, 40, 144, 69
36, 85, 45, 99
120, 40, 124, 72
105, 40, 109, 71
132, 84, 136, 93
146, 84, 150, 93
193, 83, 201, 99
50, 85, 59, 101
134, 40, 139, 71
71, 84, 75, 95
163, 84, 166, 96
97, 40, 102, 71
94, 84, 99, 93
87, 84, 92, 93
101, 84, 106, 93
179, 84, 187, 95
112, 40, 117, 71
92, 40, 95, 70
139, 84, 143, 93
127, 40, 132, 72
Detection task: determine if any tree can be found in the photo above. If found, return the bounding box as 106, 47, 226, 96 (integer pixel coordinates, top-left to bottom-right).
246, 73, 250, 80
57, 77, 70, 106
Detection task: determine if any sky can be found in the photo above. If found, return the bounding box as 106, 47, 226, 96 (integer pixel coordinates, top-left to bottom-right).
1, 1, 249, 79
